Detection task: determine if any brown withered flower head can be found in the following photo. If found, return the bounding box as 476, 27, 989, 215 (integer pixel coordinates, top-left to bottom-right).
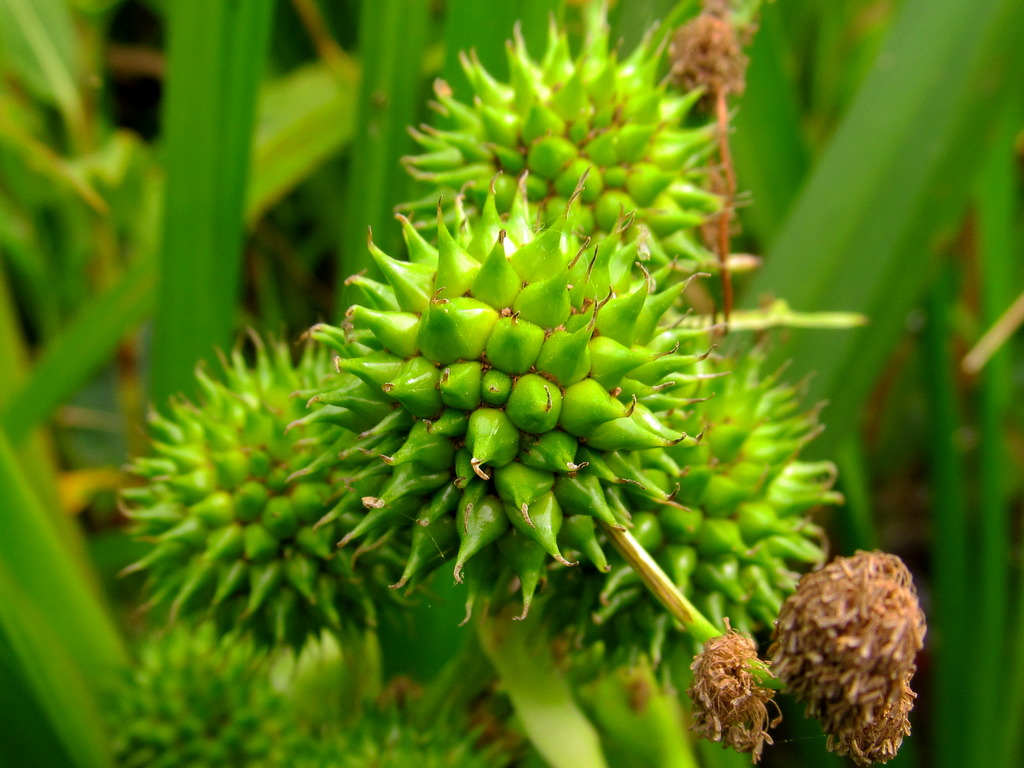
770, 551, 926, 766
689, 627, 780, 763
669, 6, 748, 103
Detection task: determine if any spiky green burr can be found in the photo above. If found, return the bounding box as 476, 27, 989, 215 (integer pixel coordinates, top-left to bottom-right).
123, 339, 391, 648
548, 346, 842, 663
292, 713, 510, 768
105, 626, 296, 768
304, 183, 709, 618
402, 9, 720, 270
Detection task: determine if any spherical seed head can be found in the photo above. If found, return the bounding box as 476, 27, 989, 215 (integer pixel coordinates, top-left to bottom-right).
401, 10, 722, 271
769, 551, 926, 765
688, 628, 779, 762
105, 625, 298, 767
124, 338, 391, 649
292, 708, 510, 768
544, 345, 842, 665
311, 183, 702, 620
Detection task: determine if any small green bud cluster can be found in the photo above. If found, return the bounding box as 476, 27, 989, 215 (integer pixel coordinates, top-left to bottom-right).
403, 11, 721, 271
124, 340, 391, 648
105, 626, 296, 767
106, 626, 509, 768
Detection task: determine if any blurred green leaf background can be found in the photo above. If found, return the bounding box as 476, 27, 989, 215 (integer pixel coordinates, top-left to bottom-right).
0, 0, 1021, 766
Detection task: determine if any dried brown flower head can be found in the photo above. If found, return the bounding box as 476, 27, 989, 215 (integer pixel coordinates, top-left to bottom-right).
828, 676, 916, 765
770, 551, 926, 766
669, 13, 748, 101
688, 628, 780, 763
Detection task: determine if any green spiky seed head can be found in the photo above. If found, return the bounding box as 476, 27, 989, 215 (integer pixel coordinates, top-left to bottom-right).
291, 711, 512, 768
548, 346, 842, 664
105, 626, 297, 768
402, 8, 720, 271
305, 185, 711, 619
123, 339, 391, 648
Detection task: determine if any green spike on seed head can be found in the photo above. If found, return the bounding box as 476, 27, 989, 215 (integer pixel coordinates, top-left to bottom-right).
402, 8, 721, 271
123, 339, 394, 648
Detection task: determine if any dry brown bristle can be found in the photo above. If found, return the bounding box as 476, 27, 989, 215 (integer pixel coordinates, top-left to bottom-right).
770, 551, 926, 765
688, 628, 780, 763
669, 14, 748, 101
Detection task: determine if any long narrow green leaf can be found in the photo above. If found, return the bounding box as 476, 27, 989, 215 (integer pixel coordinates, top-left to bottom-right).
0, 564, 113, 768
247, 62, 358, 225
150, 0, 275, 403
477, 610, 609, 768
744, 0, 1024, 451
730, 2, 809, 245
924, 269, 970, 768
1, 257, 155, 445
971, 108, 1018, 768
0, 427, 126, 675
0, 0, 82, 132
338, 0, 429, 283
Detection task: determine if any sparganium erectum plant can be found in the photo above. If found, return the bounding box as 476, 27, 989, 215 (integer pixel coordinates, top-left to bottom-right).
116, 5, 928, 767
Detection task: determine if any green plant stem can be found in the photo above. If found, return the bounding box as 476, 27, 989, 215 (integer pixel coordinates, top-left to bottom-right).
477, 607, 610, 768
0, 427, 126, 677
834, 434, 878, 552
1, 258, 155, 446
924, 266, 969, 768
602, 522, 721, 645
972, 108, 1017, 768
150, 0, 274, 403
336, 0, 429, 285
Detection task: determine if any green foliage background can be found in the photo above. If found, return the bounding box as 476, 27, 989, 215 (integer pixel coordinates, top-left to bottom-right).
0, 0, 1022, 766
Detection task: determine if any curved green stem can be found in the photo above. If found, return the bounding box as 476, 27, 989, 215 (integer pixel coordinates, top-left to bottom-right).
601, 522, 721, 644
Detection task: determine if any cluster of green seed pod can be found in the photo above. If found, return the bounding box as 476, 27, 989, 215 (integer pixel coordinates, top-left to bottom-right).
290, 713, 509, 768
106, 626, 507, 768
105, 625, 296, 768
302, 181, 717, 619
403, 8, 720, 270
548, 346, 842, 663
123, 339, 393, 648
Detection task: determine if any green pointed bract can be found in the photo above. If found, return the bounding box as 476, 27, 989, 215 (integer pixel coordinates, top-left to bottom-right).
506, 374, 562, 433
484, 315, 545, 374
519, 430, 580, 473
492, 461, 555, 511
382, 356, 443, 418
466, 407, 519, 476
560, 514, 609, 572
559, 378, 628, 436
439, 362, 483, 410
535, 315, 594, 385
417, 297, 498, 364
436, 210, 480, 297
512, 268, 571, 328
369, 235, 434, 313
504, 492, 574, 566
344, 306, 419, 358
480, 368, 513, 405
472, 235, 522, 309
498, 531, 549, 620
454, 494, 508, 583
